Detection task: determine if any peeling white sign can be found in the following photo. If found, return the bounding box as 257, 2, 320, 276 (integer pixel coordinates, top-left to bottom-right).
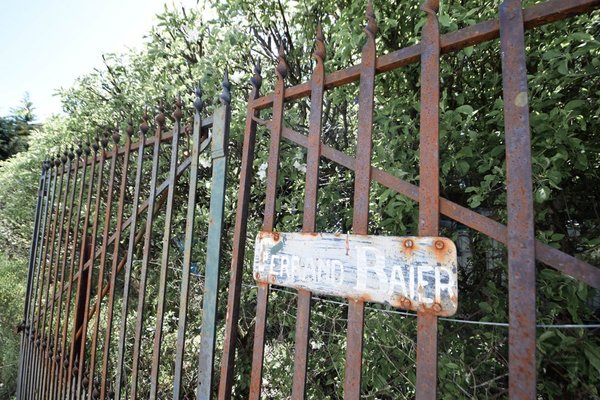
252, 232, 458, 316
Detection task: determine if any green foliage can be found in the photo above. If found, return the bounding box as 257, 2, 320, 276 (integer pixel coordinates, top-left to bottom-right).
0, 253, 27, 399
0, 94, 38, 162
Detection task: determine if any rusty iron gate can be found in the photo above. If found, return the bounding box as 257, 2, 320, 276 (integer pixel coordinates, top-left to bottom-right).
217, 0, 600, 400
16, 75, 231, 399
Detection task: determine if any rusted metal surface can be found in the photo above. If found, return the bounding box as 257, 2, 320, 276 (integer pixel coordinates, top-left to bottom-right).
248, 45, 288, 400
196, 76, 231, 399
217, 1, 600, 400
148, 101, 181, 400
99, 125, 131, 400
291, 24, 326, 400
172, 85, 204, 399
114, 114, 148, 400
218, 62, 261, 400
344, 3, 376, 398
255, 117, 600, 289
19, 79, 230, 400
253, 232, 458, 316
500, 0, 537, 397
417, 1, 440, 398
250, 0, 600, 112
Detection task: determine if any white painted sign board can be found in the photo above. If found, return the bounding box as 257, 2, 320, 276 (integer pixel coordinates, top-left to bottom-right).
252, 232, 458, 316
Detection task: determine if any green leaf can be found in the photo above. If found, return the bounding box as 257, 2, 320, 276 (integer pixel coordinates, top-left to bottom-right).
438, 14, 451, 27
538, 330, 555, 343
564, 99, 586, 112
558, 60, 569, 75
535, 186, 550, 203
455, 105, 474, 115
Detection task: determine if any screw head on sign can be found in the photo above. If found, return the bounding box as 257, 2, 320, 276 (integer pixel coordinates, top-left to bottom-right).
435, 240, 444, 250
404, 239, 413, 248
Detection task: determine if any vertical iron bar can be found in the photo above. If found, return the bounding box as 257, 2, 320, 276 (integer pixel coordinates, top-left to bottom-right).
130, 106, 164, 399
30, 162, 53, 399
291, 25, 326, 400
78, 137, 105, 398
69, 142, 95, 399
21, 161, 49, 400
217, 62, 261, 400
100, 124, 132, 400
41, 153, 67, 399
52, 148, 78, 399
48, 150, 71, 399
196, 75, 231, 399
16, 162, 46, 399
114, 114, 148, 400
249, 46, 288, 400
60, 144, 87, 400
173, 86, 203, 400
499, 1, 537, 398
149, 101, 182, 399
344, 3, 376, 399
32, 158, 57, 398
416, 1, 440, 399
88, 131, 118, 399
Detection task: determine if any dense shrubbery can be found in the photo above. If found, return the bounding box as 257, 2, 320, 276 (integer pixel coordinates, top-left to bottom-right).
0, 1, 598, 398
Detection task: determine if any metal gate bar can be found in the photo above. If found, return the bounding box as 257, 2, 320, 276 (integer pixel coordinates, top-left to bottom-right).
218, 0, 600, 399
499, 1, 537, 397
417, 1, 441, 397
17, 74, 232, 399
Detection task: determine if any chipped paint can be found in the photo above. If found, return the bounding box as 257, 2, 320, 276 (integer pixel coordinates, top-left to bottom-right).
252, 231, 458, 316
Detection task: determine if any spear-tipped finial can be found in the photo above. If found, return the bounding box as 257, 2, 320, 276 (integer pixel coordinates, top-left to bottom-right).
126, 119, 134, 137
100, 130, 110, 149
365, 0, 378, 38
76, 142, 83, 157
84, 135, 92, 156
220, 69, 231, 105
173, 95, 183, 120
68, 146, 75, 161
55, 151, 62, 166
92, 133, 100, 152
420, 0, 439, 15
277, 45, 289, 79
276, 43, 289, 80
251, 59, 262, 91
61, 148, 68, 164
314, 23, 326, 65
140, 108, 150, 136
193, 82, 203, 112
112, 123, 120, 144
156, 102, 166, 126
72, 356, 79, 376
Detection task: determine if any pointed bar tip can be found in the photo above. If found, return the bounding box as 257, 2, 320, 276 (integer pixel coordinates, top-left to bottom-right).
251, 59, 262, 91
314, 23, 326, 63
220, 68, 231, 105
140, 108, 150, 135
365, 0, 378, 37
193, 81, 203, 112
420, 0, 439, 14
276, 42, 289, 80
173, 94, 183, 120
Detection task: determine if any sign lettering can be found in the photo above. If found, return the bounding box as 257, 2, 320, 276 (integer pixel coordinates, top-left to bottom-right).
252, 232, 458, 316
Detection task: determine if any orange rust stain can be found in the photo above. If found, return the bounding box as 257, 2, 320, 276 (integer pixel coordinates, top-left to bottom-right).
355, 293, 374, 303
272, 232, 280, 241
300, 232, 319, 237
